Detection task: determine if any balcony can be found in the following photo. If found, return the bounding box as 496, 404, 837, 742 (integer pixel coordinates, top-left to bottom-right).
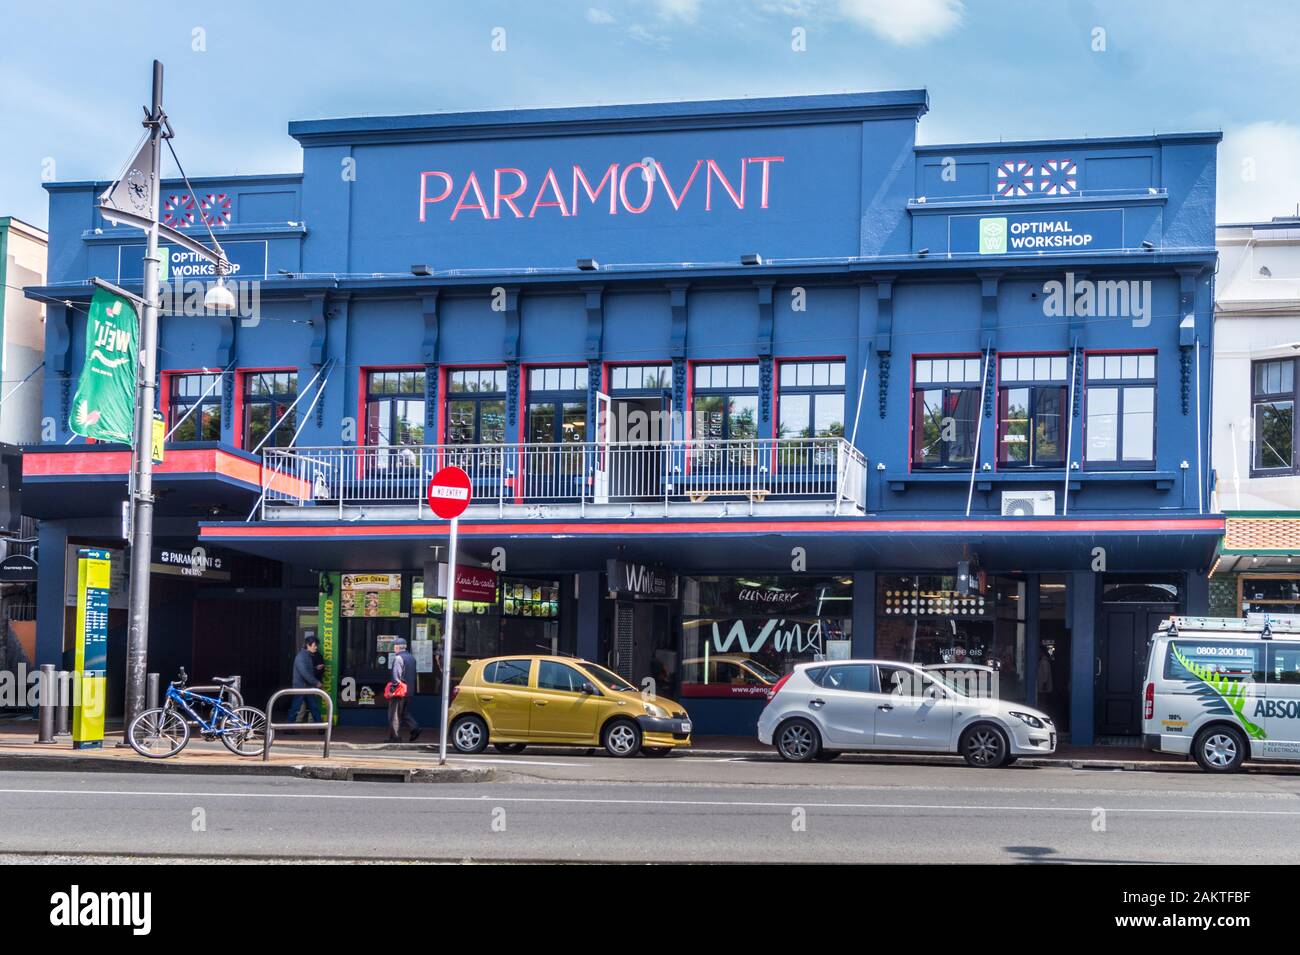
257, 438, 867, 521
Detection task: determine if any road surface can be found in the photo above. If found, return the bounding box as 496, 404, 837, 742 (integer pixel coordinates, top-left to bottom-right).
3, 754, 1300, 863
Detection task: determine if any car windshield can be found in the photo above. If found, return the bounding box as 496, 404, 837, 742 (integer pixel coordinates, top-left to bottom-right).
582, 662, 637, 693
744, 660, 781, 683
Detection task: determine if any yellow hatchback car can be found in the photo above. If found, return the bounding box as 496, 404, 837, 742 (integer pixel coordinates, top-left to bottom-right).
447, 655, 693, 757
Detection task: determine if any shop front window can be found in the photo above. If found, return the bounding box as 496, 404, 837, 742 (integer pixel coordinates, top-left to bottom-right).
875, 574, 1028, 703
1240, 574, 1300, 616
679, 575, 852, 698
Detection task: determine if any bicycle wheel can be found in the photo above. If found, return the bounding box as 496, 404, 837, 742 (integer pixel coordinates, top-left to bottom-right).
128, 707, 190, 758
219, 706, 267, 757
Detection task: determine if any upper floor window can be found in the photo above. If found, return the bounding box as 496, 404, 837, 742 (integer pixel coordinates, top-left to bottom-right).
168, 373, 223, 442
1085, 353, 1156, 468
526, 366, 588, 446
366, 369, 425, 446
446, 368, 506, 445
692, 363, 758, 442
243, 371, 298, 452
778, 360, 846, 439
998, 356, 1068, 468
609, 364, 671, 392
911, 357, 981, 468
1252, 358, 1296, 475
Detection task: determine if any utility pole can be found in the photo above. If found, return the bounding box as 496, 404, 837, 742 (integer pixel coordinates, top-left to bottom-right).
121, 60, 165, 740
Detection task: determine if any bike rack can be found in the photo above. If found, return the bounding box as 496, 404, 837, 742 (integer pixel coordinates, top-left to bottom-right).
263, 688, 333, 761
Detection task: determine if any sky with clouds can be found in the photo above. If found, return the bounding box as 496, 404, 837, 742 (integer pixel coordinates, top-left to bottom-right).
1, 0, 1297, 228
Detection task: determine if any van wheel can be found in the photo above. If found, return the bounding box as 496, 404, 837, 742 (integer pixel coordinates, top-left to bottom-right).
960, 724, 1010, 768
450, 715, 488, 754
602, 719, 642, 757
776, 718, 821, 762
493, 743, 527, 754
1193, 725, 1247, 773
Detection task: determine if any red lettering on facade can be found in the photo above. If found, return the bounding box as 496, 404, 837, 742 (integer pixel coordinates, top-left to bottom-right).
451, 171, 492, 221
419, 171, 453, 222
572, 163, 619, 215
654, 159, 703, 210
528, 168, 571, 217
618, 162, 655, 214
493, 168, 528, 219
706, 159, 745, 211
746, 156, 783, 209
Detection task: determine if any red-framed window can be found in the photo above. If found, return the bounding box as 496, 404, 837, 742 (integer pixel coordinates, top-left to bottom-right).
996, 354, 1068, 469
364, 368, 427, 446
240, 369, 298, 452
910, 356, 981, 469
165, 371, 224, 443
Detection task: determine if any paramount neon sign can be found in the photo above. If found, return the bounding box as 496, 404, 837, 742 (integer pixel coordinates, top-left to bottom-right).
418, 156, 784, 222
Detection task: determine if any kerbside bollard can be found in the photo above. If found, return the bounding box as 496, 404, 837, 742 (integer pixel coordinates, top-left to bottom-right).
37, 664, 55, 743
147, 673, 159, 711
54, 671, 71, 736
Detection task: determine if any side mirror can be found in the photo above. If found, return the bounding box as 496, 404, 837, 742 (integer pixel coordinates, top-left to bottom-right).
580, 682, 596, 695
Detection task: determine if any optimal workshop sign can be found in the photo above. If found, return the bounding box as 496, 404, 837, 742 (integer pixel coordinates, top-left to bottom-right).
72, 548, 111, 749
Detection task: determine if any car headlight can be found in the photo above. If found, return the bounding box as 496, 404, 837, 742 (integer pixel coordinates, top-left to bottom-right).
644, 702, 667, 718
1008, 710, 1045, 729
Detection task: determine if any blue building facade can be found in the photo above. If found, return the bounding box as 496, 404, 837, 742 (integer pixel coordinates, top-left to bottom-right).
25, 90, 1222, 742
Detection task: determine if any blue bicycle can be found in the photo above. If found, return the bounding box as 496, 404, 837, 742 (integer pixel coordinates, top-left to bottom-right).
127, 668, 267, 758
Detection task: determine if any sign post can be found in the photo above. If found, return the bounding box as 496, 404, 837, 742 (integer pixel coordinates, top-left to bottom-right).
72, 549, 111, 749
427, 466, 472, 765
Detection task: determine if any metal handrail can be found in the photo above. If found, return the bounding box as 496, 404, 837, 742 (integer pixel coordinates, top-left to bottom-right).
263, 688, 333, 761
261, 437, 867, 512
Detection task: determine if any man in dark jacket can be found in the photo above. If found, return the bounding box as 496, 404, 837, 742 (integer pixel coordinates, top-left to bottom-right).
387, 637, 421, 743
290, 636, 323, 723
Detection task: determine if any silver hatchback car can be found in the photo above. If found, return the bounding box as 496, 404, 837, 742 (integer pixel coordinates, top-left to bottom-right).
757, 659, 1056, 767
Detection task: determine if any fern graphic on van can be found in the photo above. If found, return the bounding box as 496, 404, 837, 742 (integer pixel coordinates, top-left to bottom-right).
1170, 644, 1266, 740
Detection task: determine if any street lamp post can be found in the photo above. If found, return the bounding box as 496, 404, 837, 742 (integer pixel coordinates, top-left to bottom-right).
121, 61, 165, 740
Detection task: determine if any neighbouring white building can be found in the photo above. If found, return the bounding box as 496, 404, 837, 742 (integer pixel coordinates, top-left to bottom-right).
1211, 218, 1300, 617
0, 217, 46, 446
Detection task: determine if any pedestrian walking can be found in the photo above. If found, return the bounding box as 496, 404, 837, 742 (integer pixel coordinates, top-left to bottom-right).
290, 636, 323, 724
386, 636, 421, 743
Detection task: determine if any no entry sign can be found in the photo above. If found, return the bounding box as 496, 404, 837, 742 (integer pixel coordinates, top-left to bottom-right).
427, 466, 472, 519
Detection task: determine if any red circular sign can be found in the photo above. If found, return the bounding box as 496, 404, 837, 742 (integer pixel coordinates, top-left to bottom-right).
427, 466, 472, 519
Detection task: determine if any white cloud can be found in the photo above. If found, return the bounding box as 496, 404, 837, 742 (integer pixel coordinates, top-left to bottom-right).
586, 8, 616, 24
1219, 122, 1300, 224
835, 0, 963, 45
652, 0, 703, 24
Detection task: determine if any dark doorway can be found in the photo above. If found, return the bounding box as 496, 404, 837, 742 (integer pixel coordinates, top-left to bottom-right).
1095, 578, 1180, 737
611, 397, 668, 500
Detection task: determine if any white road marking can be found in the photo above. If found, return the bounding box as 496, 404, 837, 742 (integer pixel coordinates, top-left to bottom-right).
1, 785, 1298, 817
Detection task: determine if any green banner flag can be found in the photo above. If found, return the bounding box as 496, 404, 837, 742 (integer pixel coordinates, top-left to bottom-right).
70, 287, 139, 443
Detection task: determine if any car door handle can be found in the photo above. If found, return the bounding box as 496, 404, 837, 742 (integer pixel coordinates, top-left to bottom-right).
878, 704, 894, 711
480, 695, 494, 702
534, 700, 548, 706
809, 698, 826, 708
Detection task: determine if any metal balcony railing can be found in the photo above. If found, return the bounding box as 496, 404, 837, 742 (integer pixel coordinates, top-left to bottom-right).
258, 437, 867, 518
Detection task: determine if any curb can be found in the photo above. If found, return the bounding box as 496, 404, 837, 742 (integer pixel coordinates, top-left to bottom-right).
0, 752, 496, 783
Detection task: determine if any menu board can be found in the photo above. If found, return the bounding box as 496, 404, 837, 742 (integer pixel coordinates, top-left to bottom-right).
502, 578, 560, 618
341, 573, 403, 617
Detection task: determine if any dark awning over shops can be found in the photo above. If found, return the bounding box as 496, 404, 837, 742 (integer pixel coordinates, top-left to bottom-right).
200, 515, 1224, 575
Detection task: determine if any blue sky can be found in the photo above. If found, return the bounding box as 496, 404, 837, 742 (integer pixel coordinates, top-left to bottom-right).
2, 0, 1297, 228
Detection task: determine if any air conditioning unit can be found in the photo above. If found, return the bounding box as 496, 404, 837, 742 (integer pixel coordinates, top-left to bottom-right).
1000, 490, 1056, 517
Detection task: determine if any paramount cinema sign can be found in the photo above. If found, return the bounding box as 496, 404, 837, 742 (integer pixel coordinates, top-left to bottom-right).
419, 156, 784, 222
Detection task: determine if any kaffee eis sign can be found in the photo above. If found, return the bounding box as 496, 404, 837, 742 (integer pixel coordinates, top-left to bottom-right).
419, 156, 784, 222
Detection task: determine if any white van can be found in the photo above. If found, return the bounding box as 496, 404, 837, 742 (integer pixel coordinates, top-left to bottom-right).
1143, 615, 1300, 772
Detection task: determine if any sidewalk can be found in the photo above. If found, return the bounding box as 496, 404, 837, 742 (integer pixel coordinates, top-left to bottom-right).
0, 719, 1232, 777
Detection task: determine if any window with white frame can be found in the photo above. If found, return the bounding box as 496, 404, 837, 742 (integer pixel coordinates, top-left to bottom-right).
1085, 353, 1156, 468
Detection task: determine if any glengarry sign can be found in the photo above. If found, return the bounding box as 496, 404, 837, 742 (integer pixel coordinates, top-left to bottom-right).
69, 287, 139, 443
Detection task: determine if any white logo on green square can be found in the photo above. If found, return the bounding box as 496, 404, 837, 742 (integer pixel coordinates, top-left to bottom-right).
979, 218, 1007, 255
